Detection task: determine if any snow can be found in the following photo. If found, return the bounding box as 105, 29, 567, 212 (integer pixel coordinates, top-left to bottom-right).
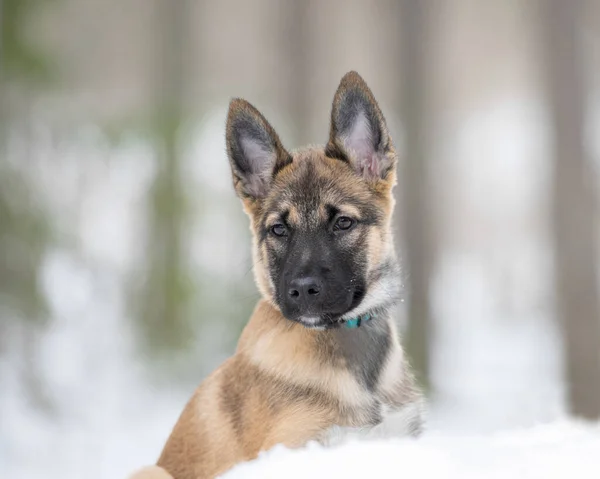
223, 421, 600, 479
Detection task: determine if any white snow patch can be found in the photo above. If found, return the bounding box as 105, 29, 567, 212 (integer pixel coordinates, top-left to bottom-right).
223, 421, 600, 479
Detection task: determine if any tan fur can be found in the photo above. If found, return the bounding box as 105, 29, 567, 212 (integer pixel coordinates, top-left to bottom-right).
128, 72, 422, 479
143, 301, 414, 479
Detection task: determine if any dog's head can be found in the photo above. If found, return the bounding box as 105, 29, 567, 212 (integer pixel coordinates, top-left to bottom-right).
226, 71, 400, 329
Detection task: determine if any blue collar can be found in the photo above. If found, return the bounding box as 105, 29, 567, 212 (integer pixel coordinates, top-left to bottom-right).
344, 313, 375, 329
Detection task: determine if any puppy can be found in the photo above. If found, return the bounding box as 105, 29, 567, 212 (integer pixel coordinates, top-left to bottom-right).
129, 71, 423, 479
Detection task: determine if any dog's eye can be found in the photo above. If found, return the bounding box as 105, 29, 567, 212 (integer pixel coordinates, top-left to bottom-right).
271, 224, 288, 237
334, 216, 355, 231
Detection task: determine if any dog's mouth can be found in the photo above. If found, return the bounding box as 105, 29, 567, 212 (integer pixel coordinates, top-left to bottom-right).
290, 315, 346, 330
289, 290, 367, 330
294, 310, 377, 331
292, 316, 334, 330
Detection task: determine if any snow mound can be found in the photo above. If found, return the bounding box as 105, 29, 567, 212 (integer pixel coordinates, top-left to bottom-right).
222, 421, 600, 479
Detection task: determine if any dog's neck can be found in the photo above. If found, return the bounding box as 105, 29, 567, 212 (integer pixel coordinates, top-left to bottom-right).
237, 300, 401, 394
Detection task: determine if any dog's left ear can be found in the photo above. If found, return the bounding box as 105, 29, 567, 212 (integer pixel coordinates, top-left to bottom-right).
326, 71, 396, 182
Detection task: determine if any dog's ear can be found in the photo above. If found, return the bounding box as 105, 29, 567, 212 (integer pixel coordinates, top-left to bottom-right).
326, 71, 396, 182
226, 99, 292, 200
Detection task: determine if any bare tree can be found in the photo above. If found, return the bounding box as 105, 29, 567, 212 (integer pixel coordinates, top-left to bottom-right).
399, 0, 434, 389
135, 0, 192, 353
543, 0, 600, 419
281, 0, 310, 146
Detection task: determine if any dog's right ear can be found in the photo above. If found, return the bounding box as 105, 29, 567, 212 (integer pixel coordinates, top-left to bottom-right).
226, 99, 292, 200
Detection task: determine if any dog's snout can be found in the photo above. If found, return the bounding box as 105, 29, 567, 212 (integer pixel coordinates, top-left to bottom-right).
287, 277, 323, 302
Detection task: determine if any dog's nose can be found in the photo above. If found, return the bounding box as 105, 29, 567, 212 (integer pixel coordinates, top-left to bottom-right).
287, 277, 323, 302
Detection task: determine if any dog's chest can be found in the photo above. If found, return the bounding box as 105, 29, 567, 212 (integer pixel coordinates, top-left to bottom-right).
321, 324, 423, 446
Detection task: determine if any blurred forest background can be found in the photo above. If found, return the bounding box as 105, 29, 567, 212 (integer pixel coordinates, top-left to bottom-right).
1, 1, 599, 478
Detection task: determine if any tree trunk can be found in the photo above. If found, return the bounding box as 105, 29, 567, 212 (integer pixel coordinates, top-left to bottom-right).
543, 0, 600, 420
282, 0, 310, 146
137, 0, 191, 353
399, 0, 434, 390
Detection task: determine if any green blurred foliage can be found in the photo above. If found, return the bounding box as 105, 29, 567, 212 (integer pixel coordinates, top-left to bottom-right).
0, 168, 51, 325
0, 0, 56, 407
0, 0, 56, 334
127, 0, 196, 359
133, 112, 194, 355
1, 0, 58, 84
0, 0, 254, 377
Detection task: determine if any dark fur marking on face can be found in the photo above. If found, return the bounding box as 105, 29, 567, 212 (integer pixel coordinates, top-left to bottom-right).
324, 142, 350, 165
325, 202, 381, 228
325, 204, 339, 224
280, 210, 290, 228
258, 227, 269, 244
